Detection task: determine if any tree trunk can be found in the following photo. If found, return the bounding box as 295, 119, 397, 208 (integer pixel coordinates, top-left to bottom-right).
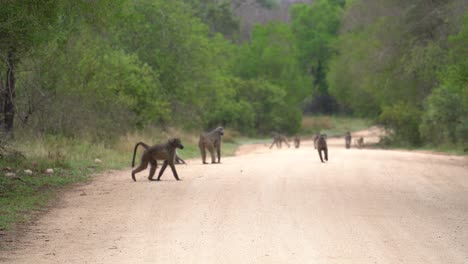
2, 51, 15, 136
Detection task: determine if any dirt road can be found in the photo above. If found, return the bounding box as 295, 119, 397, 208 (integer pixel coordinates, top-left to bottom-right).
2, 138, 468, 263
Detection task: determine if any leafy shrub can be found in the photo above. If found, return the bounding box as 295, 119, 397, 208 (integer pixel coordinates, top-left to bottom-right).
420, 86, 466, 144
378, 102, 422, 145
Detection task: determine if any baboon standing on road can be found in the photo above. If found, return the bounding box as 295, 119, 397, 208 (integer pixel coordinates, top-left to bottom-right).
269, 133, 290, 149
345, 131, 352, 149
316, 134, 328, 163
199, 126, 224, 164
293, 136, 300, 148
131, 138, 184, 181
356, 137, 364, 149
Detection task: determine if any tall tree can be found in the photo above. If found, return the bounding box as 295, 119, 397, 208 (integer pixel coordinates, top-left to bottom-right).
0, 1, 60, 136
290, 0, 343, 113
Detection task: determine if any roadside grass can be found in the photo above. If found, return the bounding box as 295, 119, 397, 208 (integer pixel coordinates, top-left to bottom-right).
372, 140, 467, 155
0, 127, 241, 231
301, 115, 371, 137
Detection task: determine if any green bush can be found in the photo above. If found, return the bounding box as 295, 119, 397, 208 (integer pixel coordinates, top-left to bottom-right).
420, 87, 466, 144
378, 102, 422, 145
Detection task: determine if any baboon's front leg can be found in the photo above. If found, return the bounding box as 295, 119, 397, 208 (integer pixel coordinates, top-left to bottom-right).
318, 150, 324, 163
217, 145, 221, 163
169, 163, 180, 180
208, 146, 216, 163
324, 148, 328, 161
156, 160, 169, 181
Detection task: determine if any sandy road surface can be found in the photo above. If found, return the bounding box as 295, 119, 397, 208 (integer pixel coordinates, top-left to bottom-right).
1, 138, 468, 264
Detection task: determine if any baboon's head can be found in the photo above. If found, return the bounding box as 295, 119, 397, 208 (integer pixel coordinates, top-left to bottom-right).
169, 138, 184, 149
216, 126, 224, 136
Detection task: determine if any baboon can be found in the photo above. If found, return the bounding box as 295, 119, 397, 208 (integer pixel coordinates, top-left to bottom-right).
131, 138, 184, 182
199, 126, 224, 164
356, 137, 364, 149
269, 132, 280, 149
316, 134, 328, 163
293, 135, 300, 148
313, 133, 325, 149
175, 153, 186, 165
269, 133, 290, 149
345, 131, 352, 149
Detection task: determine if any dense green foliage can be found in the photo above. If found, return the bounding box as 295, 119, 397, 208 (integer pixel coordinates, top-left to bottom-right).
1, 0, 323, 139
328, 0, 468, 148
1, 0, 466, 146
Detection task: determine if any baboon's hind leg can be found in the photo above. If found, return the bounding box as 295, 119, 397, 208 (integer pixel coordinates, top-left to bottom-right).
156, 160, 169, 181
132, 159, 149, 182
148, 160, 157, 181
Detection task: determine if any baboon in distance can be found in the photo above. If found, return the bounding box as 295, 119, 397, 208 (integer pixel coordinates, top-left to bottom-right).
345, 131, 352, 149
293, 135, 300, 148
316, 134, 328, 163
313, 133, 324, 149
199, 126, 224, 164
269, 133, 290, 149
356, 137, 364, 149
269, 132, 281, 149
131, 138, 184, 182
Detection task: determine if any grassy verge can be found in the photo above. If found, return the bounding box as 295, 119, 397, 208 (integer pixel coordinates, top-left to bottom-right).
371, 140, 467, 155
0, 128, 241, 231
301, 115, 371, 137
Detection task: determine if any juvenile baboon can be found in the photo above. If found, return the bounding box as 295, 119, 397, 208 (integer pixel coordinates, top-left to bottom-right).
356, 137, 364, 149
269, 133, 290, 149
316, 134, 328, 163
175, 153, 186, 165
199, 126, 224, 164
293, 135, 300, 148
131, 138, 184, 182
345, 131, 352, 149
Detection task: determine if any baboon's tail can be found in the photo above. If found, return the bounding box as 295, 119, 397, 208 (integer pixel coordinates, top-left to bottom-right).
132, 142, 150, 167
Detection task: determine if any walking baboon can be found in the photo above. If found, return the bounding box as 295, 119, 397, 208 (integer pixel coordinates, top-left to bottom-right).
356, 137, 364, 148
313, 133, 325, 149
316, 134, 328, 163
199, 126, 224, 164
269, 133, 290, 149
293, 136, 300, 148
345, 131, 352, 149
131, 138, 184, 182
269, 132, 280, 149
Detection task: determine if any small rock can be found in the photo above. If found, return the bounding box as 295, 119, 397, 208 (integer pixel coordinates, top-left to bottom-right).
94, 158, 102, 164
5, 172, 16, 178
45, 168, 54, 175
24, 169, 33, 175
